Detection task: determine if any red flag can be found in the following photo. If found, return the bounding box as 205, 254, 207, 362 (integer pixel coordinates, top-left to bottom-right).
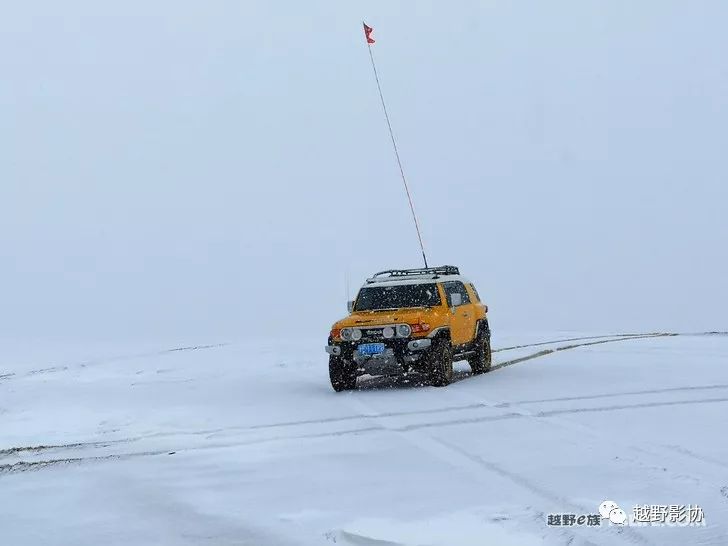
363, 22, 375, 44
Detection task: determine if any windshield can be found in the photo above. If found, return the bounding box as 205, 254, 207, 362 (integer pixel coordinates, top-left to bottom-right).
354, 283, 441, 311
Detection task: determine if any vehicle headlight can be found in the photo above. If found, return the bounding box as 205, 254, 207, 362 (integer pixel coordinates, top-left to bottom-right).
340, 328, 353, 341
396, 324, 412, 338
382, 326, 395, 339
351, 328, 362, 341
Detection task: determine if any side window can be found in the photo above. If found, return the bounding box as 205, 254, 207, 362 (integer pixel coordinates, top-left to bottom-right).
458, 283, 471, 304
443, 282, 456, 306
443, 281, 470, 306
469, 283, 481, 303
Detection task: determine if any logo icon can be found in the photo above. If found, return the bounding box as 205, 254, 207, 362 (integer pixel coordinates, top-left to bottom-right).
599, 500, 627, 525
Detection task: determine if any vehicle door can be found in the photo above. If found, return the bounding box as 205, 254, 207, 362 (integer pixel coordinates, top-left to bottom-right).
443, 281, 476, 346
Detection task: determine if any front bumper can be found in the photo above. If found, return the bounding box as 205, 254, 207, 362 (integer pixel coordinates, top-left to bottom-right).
324, 338, 430, 356
325, 336, 432, 374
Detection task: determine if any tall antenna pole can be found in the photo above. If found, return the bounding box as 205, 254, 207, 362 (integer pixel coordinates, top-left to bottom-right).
363, 22, 429, 268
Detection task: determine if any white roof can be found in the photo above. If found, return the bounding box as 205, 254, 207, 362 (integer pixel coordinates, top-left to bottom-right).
361, 274, 472, 288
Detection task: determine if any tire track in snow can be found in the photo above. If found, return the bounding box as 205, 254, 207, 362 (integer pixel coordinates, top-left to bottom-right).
0, 343, 229, 382
493, 330, 727, 355
491, 333, 677, 372
492, 332, 651, 353
659, 445, 728, 470
0, 443, 91, 457
503, 383, 728, 406
0, 428, 389, 478
397, 396, 728, 432
0, 449, 171, 476
0, 440, 135, 460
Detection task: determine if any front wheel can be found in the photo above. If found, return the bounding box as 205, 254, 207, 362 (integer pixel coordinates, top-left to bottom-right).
428, 338, 454, 387
468, 326, 492, 374
329, 356, 357, 392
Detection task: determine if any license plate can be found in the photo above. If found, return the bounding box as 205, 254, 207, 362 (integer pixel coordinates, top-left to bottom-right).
358, 343, 385, 356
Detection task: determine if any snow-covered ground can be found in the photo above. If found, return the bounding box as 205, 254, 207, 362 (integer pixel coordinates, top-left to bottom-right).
1, 332, 727, 545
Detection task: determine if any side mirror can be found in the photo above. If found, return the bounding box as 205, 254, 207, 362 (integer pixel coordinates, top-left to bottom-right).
450, 293, 462, 309
347, 300, 354, 313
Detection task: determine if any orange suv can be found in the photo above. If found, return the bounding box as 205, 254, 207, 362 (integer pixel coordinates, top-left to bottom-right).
326, 266, 491, 391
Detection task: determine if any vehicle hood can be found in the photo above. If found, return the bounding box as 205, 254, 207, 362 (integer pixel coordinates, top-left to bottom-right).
333, 308, 434, 330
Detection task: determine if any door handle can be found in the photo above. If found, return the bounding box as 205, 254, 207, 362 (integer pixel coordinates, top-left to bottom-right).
463, 313, 469, 317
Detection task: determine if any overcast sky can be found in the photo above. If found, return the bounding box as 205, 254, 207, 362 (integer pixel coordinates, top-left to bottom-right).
1, 1, 726, 344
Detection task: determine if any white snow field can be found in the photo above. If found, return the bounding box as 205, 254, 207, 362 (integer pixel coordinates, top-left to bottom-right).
1, 332, 727, 546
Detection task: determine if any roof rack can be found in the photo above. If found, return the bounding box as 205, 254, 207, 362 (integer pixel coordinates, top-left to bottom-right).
366, 265, 460, 283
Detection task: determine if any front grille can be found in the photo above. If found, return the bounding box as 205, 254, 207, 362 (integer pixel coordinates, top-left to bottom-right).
360, 327, 384, 342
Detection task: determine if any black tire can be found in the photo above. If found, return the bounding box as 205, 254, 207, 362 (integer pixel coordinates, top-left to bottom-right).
329, 355, 357, 392
427, 338, 454, 387
468, 323, 492, 374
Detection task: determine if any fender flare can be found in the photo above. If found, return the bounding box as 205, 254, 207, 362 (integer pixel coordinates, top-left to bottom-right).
427, 327, 451, 341
475, 319, 491, 340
